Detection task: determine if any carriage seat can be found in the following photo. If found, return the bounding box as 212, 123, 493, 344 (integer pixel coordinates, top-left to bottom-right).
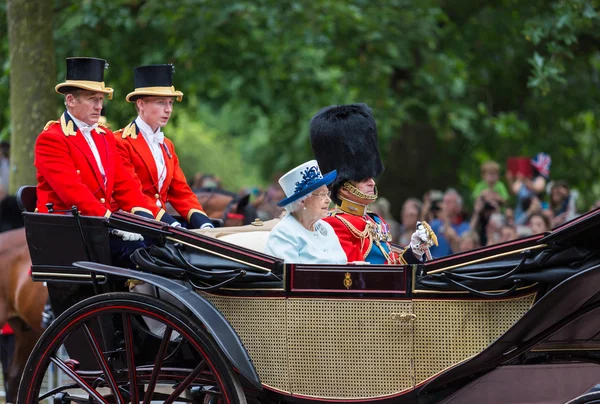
193, 218, 280, 253
17, 185, 37, 212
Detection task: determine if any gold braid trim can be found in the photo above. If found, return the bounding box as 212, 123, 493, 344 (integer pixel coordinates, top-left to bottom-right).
335, 215, 373, 259
342, 182, 378, 201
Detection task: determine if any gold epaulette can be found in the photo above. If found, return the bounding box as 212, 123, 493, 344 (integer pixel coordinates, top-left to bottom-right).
120, 122, 137, 139
43, 120, 58, 131
98, 122, 109, 129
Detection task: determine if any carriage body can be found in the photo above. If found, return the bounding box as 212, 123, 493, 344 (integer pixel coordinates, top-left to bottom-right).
20, 206, 600, 403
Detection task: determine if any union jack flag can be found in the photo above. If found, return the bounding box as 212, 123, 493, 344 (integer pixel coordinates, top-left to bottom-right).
531, 152, 551, 178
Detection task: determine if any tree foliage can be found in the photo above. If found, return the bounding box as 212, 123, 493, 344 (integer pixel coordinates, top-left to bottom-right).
2, 0, 600, 209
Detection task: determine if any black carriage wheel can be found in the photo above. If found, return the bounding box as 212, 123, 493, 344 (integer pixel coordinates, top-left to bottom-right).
18, 292, 247, 404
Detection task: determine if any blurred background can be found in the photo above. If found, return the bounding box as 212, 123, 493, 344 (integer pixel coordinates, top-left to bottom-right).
1, 0, 600, 256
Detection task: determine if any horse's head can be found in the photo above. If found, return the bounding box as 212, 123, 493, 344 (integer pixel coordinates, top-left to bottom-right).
195, 188, 256, 227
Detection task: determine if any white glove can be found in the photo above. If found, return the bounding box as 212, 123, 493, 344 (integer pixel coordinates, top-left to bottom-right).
111, 229, 144, 242
200, 222, 215, 229
170, 221, 182, 227
410, 222, 435, 257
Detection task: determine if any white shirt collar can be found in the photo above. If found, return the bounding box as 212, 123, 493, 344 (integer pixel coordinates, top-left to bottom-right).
67, 112, 98, 133
135, 116, 164, 144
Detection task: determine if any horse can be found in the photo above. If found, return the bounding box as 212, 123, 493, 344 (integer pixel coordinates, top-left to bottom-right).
194, 187, 256, 227
0, 196, 46, 402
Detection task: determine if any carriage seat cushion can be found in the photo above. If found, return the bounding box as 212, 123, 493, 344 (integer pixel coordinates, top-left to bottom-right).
218, 231, 271, 253
192, 218, 280, 253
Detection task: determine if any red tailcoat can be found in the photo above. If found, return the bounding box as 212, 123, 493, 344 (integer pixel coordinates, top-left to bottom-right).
114, 121, 209, 227
35, 112, 159, 218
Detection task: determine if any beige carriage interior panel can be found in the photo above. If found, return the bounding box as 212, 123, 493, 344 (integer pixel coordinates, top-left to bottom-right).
200, 293, 290, 392
287, 298, 414, 399
413, 293, 536, 385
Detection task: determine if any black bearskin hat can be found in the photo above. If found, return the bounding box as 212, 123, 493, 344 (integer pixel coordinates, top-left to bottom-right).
309, 103, 384, 205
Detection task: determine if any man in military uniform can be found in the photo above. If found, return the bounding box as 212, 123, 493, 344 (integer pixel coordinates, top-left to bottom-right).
113, 64, 213, 229
35, 57, 163, 240
310, 103, 436, 264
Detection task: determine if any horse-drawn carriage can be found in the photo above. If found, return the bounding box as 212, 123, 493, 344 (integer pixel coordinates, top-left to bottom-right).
16, 185, 600, 403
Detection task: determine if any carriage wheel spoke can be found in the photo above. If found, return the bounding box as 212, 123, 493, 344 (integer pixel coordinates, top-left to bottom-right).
50, 356, 109, 404
163, 360, 208, 404
82, 323, 125, 404
143, 326, 173, 404
121, 313, 139, 403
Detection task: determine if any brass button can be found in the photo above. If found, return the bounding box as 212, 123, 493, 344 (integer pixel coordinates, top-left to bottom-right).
154, 193, 160, 199
100, 198, 106, 203
76, 170, 80, 174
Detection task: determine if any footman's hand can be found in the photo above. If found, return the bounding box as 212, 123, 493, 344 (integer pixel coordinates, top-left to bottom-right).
111, 229, 144, 242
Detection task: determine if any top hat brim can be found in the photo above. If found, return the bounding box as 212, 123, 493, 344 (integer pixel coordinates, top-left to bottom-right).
126, 86, 183, 102
277, 170, 337, 208
55, 80, 114, 99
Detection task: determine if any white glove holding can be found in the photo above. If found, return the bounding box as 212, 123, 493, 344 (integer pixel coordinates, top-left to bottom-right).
170, 221, 182, 227
111, 229, 144, 242
410, 222, 435, 257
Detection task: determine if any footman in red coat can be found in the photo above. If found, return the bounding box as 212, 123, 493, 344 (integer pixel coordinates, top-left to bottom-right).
113, 64, 213, 229
35, 57, 162, 242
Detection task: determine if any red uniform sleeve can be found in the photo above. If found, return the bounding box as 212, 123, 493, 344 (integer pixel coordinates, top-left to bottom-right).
166, 142, 209, 222
323, 216, 365, 262
35, 131, 108, 217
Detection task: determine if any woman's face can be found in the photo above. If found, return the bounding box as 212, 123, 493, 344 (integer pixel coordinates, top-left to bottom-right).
551, 185, 568, 204
530, 216, 548, 234
303, 185, 331, 220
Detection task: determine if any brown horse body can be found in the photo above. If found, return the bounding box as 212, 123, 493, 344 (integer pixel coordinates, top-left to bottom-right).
0, 228, 47, 401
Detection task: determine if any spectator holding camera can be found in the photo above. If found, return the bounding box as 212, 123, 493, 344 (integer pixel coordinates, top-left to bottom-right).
507, 152, 550, 225
421, 190, 443, 223
548, 180, 577, 227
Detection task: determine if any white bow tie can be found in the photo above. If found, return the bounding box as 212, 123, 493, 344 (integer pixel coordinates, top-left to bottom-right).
80, 123, 99, 135
150, 131, 164, 145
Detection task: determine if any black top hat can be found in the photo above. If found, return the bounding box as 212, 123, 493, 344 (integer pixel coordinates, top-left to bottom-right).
55, 57, 113, 99
126, 64, 183, 102
309, 103, 384, 205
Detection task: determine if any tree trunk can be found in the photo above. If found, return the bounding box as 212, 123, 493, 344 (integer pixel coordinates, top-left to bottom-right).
6, 0, 57, 194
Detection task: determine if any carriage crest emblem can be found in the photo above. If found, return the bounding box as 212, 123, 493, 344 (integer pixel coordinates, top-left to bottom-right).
344, 272, 352, 289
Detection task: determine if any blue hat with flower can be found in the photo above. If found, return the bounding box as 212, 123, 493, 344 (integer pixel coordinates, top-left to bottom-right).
277, 160, 337, 207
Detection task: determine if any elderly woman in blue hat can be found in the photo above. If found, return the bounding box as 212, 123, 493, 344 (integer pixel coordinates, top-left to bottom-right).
264, 160, 347, 264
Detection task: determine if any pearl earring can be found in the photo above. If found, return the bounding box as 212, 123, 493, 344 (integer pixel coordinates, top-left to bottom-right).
303, 207, 307, 210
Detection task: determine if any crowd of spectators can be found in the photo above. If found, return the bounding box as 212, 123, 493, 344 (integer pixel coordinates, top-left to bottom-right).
192, 152, 597, 259
375, 153, 587, 258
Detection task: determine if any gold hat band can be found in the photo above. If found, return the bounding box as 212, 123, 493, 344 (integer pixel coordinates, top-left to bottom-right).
126, 86, 184, 102
55, 80, 114, 99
